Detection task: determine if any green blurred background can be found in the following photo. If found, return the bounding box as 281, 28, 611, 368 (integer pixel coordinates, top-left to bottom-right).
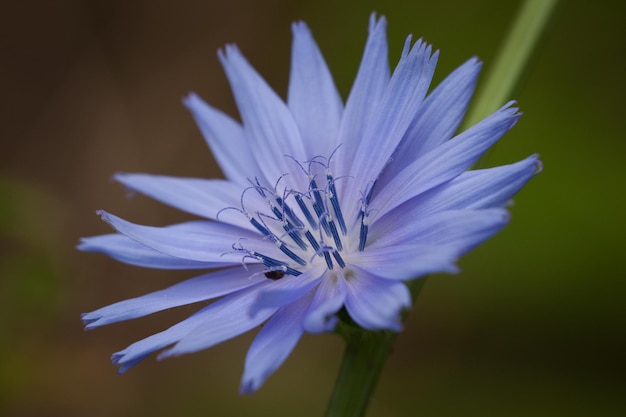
1, 1, 624, 416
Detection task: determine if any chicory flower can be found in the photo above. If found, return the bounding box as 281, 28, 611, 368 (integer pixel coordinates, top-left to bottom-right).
80, 14, 540, 393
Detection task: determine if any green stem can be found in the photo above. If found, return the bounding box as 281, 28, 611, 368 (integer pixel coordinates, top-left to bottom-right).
324, 280, 427, 417
324, 1, 559, 416
463, 0, 560, 130
323, 330, 396, 417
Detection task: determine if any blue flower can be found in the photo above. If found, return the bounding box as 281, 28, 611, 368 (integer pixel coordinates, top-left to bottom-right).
80, 14, 540, 394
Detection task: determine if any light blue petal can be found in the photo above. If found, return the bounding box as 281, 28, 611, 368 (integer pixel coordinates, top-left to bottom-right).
82, 265, 265, 329
111, 283, 268, 372
343, 267, 411, 331
218, 45, 306, 188
370, 209, 510, 256
412, 154, 542, 215
349, 244, 459, 280
404, 57, 481, 155
240, 295, 312, 394
113, 317, 200, 373
335, 14, 389, 178
303, 273, 347, 334
378, 57, 481, 185
114, 173, 255, 231
343, 38, 438, 220
157, 283, 277, 359
249, 265, 325, 316
78, 233, 227, 269
288, 21, 343, 156
184, 93, 257, 185
96, 211, 268, 263
371, 103, 521, 221
371, 154, 541, 233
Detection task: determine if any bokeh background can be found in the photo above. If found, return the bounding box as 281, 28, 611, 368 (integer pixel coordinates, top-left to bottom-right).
1, 0, 624, 416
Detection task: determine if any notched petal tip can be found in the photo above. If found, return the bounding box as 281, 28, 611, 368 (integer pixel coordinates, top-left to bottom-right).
112, 172, 144, 190
501, 100, 521, 115
401, 34, 413, 57
81, 312, 101, 330
182, 91, 200, 106
181, 92, 207, 119
467, 55, 482, 66
430, 47, 440, 62
291, 20, 310, 34
368, 12, 387, 32
76, 237, 91, 251
217, 43, 240, 64
94, 210, 121, 233
532, 154, 544, 174
239, 379, 259, 395
224, 43, 241, 57
95, 209, 109, 221
111, 351, 146, 374
111, 352, 124, 365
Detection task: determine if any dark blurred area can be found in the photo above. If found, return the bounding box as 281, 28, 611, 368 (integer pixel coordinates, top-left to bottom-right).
1, 1, 625, 416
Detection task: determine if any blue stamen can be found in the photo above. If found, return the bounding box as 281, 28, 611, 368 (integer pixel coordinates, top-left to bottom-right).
358, 181, 376, 251
310, 179, 325, 210
328, 219, 343, 251
359, 217, 368, 252
304, 230, 320, 252
270, 205, 284, 221
332, 251, 346, 269
327, 176, 347, 235
312, 202, 331, 235
310, 178, 332, 234
295, 194, 317, 230
250, 217, 271, 237
277, 243, 307, 266
271, 197, 307, 250
284, 223, 308, 250
253, 252, 283, 267
276, 196, 304, 228
252, 251, 301, 276
322, 251, 334, 270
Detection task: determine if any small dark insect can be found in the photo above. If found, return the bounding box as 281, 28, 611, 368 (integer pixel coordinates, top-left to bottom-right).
264, 270, 285, 280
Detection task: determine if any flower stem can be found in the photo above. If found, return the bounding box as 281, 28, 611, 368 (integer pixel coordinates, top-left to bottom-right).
323, 1, 559, 416
463, 0, 560, 130
323, 329, 396, 417
324, 280, 427, 417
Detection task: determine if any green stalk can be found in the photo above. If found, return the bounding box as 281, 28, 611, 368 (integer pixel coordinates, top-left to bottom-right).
324, 280, 427, 417
323, 330, 397, 417
323, 1, 559, 416
463, 0, 560, 130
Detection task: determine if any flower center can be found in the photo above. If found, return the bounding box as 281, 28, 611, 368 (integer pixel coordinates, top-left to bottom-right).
226, 155, 374, 279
